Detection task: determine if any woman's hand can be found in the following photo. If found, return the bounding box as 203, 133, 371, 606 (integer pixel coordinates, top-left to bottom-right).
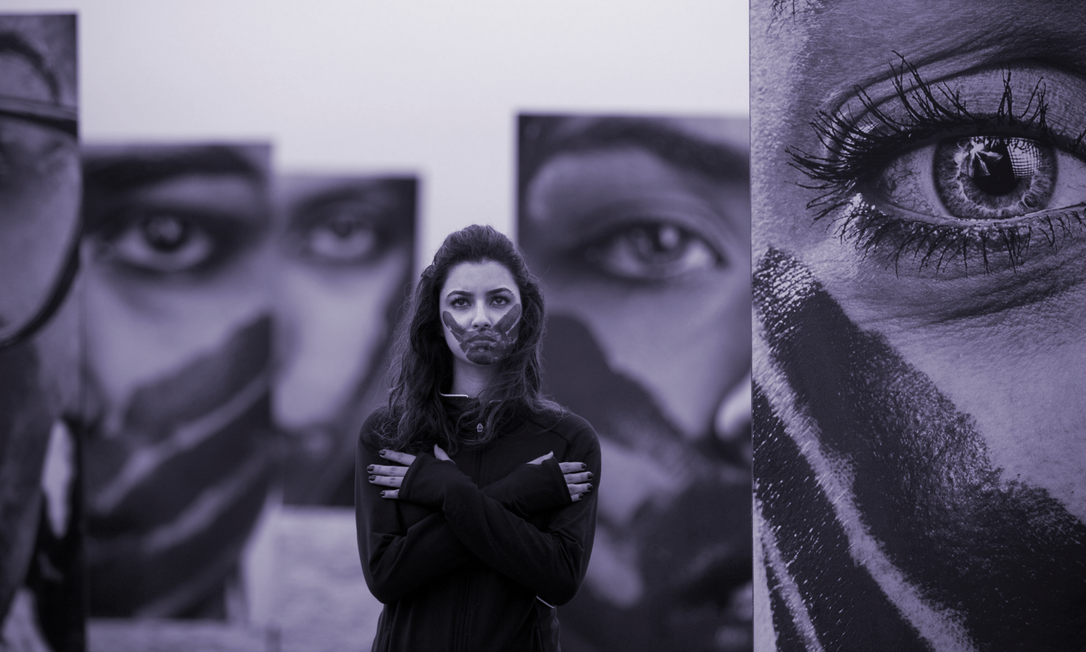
368, 445, 451, 499
528, 451, 594, 502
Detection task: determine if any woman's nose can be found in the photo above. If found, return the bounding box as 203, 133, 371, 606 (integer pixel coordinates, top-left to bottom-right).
471, 305, 493, 329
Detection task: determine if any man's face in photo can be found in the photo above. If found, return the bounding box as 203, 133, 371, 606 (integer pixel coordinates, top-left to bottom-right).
0, 12, 79, 622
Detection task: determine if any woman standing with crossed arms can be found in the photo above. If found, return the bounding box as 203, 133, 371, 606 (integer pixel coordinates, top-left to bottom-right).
356, 224, 600, 651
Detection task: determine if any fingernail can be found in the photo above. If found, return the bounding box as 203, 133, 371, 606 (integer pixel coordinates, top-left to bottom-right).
369, 475, 376, 482
587, 472, 594, 478
587, 485, 593, 492
580, 464, 587, 471
381, 491, 388, 498
367, 465, 374, 472
379, 449, 388, 455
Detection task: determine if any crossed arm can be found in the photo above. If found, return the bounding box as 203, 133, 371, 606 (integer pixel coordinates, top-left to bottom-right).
368, 446, 593, 503
355, 415, 600, 606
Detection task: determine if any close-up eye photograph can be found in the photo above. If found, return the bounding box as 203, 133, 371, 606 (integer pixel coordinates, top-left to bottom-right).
2, 0, 1086, 651
752, 1, 1086, 651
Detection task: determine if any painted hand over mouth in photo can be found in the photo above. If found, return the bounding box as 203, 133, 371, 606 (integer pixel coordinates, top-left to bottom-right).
441, 303, 522, 365
753, 249, 1086, 652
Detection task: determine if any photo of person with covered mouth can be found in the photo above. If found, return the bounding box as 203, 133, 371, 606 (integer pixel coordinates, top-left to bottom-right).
517, 114, 752, 652
752, 2, 1086, 651
271, 174, 416, 505
0, 13, 82, 651
80, 143, 279, 619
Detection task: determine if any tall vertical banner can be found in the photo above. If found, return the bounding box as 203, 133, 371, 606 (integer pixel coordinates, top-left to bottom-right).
518, 113, 753, 652
0, 13, 83, 652
751, 3, 1086, 650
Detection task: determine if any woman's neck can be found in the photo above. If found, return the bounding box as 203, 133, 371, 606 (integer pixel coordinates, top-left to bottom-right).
450, 359, 497, 398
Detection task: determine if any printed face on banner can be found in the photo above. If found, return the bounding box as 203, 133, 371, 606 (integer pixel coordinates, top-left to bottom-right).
0, 12, 79, 627
518, 114, 752, 652
752, 2, 1086, 650
80, 143, 277, 619
271, 174, 415, 505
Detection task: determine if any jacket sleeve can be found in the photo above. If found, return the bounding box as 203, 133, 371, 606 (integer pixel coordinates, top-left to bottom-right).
355, 414, 576, 604
355, 414, 475, 604
399, 415, 601, 606
480, 455, 572, 518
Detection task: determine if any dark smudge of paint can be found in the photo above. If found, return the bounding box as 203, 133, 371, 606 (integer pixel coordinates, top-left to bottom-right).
441, 303, 521, 365
753, 248, 1086, 650
754, 381, 926, 651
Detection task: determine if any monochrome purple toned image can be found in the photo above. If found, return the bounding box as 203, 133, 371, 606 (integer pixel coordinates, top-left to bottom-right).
752, 2, 1086, 651
80, 143, 279, 620
517, 113, 752, 651
271, 173, 416, 506
0, 12, 83, 652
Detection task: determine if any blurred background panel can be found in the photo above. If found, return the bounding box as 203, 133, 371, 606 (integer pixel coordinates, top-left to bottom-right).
80, 142, 278, 621
0, 12, 83, 652
518, 113, 751, 652
271, 173, 416, 507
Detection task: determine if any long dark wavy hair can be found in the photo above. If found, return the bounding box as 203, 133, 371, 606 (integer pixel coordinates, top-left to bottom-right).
379, 224, 562, 453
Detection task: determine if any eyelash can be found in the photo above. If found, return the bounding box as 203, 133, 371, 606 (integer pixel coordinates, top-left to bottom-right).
789, 56, 1086, 274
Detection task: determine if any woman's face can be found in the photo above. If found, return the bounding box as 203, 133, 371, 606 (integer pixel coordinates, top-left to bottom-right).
753, 1, 1086, 649
439, 260, 523, 368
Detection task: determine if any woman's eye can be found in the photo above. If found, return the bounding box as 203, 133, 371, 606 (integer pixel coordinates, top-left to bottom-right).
871, 135, 1086, 221
450, 298, 469, 308
491, 296, 509, 306
584, 223, 724, 281
293, 198, 386, 265
105, 213, 214, 273
298, 207, 380, 263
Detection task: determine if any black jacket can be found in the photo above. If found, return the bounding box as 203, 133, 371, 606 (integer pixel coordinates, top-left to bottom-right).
355, 398, 601, 652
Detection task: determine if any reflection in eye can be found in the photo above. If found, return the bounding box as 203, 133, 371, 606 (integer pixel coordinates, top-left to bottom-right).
292, 201, 382, 265
584, 222, 723, 281
792, 61, 1086, 273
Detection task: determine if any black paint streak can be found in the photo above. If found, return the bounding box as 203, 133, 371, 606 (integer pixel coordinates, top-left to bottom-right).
753, 248, 1086, 650
754, 381, 927, 651
442, 303, 521, 365
763, 559, 807, 652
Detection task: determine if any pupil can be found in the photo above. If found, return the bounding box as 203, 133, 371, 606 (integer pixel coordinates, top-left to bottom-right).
143, 216, 188, 251
969, 138, 1018, 196
933, 135, 1054, 219
326, 212, 361, 238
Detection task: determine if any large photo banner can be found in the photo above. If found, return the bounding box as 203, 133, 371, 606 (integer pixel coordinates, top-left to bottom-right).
0, 13, 82, 652
751, 2, 1086, 651
518, 113, 752, 652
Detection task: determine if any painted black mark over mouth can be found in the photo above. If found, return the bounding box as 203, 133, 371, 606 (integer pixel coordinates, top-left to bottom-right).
753, 248, 1086, 651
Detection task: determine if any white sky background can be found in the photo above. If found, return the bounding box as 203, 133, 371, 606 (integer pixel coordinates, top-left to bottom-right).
2, 0, 748, 266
